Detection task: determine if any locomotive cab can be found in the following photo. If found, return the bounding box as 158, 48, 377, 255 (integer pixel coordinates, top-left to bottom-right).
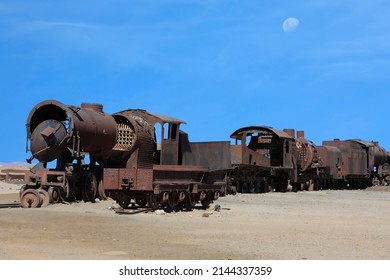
229, 126, 297, 192
154, 117, 185, 165
230, 126, 295, 169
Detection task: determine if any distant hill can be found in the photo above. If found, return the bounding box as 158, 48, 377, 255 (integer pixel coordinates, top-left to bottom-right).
0, 162, 31, 169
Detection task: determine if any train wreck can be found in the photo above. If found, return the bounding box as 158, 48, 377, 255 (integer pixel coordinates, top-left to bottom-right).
20, 100, 390, 208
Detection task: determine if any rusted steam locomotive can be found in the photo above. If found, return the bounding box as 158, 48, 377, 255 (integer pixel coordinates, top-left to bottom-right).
21, 100, 390, 208
230, 126, 390, 193
21, 100, 229, 208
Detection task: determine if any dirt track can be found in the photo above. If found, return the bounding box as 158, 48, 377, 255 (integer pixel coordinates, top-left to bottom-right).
1, 183, 390, 260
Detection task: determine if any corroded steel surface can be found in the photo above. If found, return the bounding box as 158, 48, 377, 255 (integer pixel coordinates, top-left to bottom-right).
26, 100, 117, 163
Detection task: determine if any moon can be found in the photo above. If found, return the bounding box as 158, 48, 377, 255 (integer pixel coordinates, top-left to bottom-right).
282, 17, 300, 32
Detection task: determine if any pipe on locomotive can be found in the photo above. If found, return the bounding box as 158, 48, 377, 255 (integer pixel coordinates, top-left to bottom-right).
25, 100, 138, 165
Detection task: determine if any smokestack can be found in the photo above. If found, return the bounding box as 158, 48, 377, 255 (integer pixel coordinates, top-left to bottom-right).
283, 129, 295, 138
297, 131, 305, 138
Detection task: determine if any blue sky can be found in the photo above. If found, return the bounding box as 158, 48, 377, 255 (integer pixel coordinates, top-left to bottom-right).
1, 0, 389, 164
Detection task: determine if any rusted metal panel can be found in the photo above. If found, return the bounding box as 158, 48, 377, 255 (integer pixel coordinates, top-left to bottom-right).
243, 145, 271, 167
153, 165, 208, 172
146, 112, 186, 126
153, 164, 211, 187
317, 145, 343, 179
103, 168, 153, 191
118, 168, 137, 189
230, 145, 243, 165
135, 169, 153, 191
230, 126, 294, 140
349, 139, 374, 148
181, 141, 231, 170
24, 169, 67, 188
38, 170, 66, 187
114, 109, 186, 127
349, 139, 388, 170
322, 140, 369, 178
160, 138, 180, 165
102, 168, 120, 190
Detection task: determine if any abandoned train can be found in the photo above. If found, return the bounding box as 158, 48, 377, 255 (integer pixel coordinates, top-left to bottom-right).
230, 126, 390, 193
20, 100, 390, 208
21, 100, 229, 208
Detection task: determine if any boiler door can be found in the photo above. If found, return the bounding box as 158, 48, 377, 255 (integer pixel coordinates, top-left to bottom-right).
30, 119, 68, 162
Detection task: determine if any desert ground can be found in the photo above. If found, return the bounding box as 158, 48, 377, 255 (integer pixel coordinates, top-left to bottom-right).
0, 181, 389, 260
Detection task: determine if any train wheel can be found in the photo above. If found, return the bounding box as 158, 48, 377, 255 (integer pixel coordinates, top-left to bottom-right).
58, 179, 71, 201
38, 189, 50, 208
242, 182, 248, 193
82, 173, 97, 202
20, 189, 42, 208
97, 179, 108, 200
165, 193, 176, 209
117, 193, 131, 209
19, 185, 27, 200
177, 192, 186, 203
262, 180, 271, 193
372, 177, 380, 186
136, 198, 147, 207
147, 194, 159, 210
213, 191, 220, 201
185, 193, 198, 210
48, 187, 60, 204
201, 192, 211, 208
199, 191, 206, 202
310, 179, 318, 191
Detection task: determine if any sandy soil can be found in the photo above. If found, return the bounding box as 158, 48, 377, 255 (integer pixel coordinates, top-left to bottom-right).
1, 182, 389, 260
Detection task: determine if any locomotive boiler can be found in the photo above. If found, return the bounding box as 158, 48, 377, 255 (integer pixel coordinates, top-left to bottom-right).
21, 100, 229, 208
